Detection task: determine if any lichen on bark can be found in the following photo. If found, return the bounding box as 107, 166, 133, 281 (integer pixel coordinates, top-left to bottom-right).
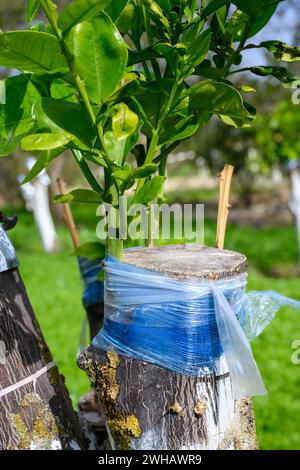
107, 414, 142, 450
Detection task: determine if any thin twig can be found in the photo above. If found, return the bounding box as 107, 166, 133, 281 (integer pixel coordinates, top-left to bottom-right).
57, 178, 80, 249
215, 165, 234, 250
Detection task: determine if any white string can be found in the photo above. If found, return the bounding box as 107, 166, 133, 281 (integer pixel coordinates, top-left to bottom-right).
0, 361, 55, 399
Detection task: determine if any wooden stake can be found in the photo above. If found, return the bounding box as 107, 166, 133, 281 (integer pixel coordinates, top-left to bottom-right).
57, 178, 80, 249
215, 164, 234, 250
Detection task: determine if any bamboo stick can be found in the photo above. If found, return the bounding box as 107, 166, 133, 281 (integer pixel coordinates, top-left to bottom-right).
57, 178, 80, 249
215, 164, 234, 250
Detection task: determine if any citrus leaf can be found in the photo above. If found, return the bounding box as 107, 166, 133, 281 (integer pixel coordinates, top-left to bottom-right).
25, 0, 40, 23
0, 31, 68, 74
132, 164, 157, 179
21, 148, 63, 184
68, 13, 128, 103
132, 176, 165, 205
188, 80, 253, 122
42, 98, 97, 147
54, 188, 102, 204
112, 103, 139, 140
58, 0, 113, 34
21, 132, 72, 151
261, 41, 300, 63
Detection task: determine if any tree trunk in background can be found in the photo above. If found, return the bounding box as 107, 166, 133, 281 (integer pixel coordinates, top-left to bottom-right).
78, 245, 258, 450
289, 166, 300, 275
0, 268, 86, 450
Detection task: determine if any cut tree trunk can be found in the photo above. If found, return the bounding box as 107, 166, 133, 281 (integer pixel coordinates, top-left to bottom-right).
78, 245, 258, 450
0, 268, 86, 450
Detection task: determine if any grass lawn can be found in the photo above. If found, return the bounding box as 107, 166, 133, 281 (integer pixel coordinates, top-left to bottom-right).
5, 204, 300, 450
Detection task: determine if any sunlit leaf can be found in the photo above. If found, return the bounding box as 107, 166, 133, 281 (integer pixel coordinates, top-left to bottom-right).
112, 103, 139, 140
188, 80, 253, 124
25, 0, 40, 23
132, 176, 165, 205
261, 41, 300, 63
21, 148, 63, 183
0, 75, 39, 140
54, 188, 102, 204
68, 13, 128, 103
21, 132, 72, 151
58, 0, 112, 34
0, 31, 68, 74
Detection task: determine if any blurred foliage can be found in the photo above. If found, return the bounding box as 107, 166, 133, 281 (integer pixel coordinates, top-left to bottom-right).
256, 98, 300, 162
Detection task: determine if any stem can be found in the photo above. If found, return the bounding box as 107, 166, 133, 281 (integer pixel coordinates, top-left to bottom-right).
157, 81, 178, 129
106, 238, 123, 260
223, 21, 252, 77
154, 142, 179, 164
136, 81, 179, 192
142, 4, 161, 81
40, 1, 116, 195
136, 131, 159, 192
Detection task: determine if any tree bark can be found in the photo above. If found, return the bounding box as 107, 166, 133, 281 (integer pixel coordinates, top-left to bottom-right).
78, 245, 258, 450
0, 268, 86, 450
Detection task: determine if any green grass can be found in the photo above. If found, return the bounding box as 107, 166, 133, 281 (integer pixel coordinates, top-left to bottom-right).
5, 204, 300, 449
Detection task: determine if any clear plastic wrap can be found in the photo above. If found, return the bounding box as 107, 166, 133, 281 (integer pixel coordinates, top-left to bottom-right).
0, 225, 18, 273
93, 256, 300, 399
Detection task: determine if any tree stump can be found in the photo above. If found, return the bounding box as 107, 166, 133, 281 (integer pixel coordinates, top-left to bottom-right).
0, 268, 86, 450
78, 245, 258, 450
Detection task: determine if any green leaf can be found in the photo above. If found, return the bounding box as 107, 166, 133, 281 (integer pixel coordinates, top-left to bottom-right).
83, 152, 108, 168
249, 66, 300, 88
160, 115, 202, 145
54, 188, 102, 204
74, 241, 105, 260
105, 0, 128, 21
50, 79, 77, 101
239, 85, 256, 93
68, 13, 128, 103
132, 164, 157, 179
115, 0, 136, 33
0, 81, 5, 105
58, 0, 113, 34
108, 72, 140, 102
0, 31, 68, 74
21, 132, 72, 151
103, 131, 127, 166
132, 176, 165, 205
112, 103, 139, 140
247, 2, 279, 38
25, 0, 40, 23
186, 28, 212, 67
42, 98, 97, 147
261, 41, 300, 63
194, 62, 224, 80
113, 166, 131, 181
228, 2, 279, 42
149, 2, 171, 37
201, 0, 229, 18
22, 148, 63, 183
25, 0, 40, 22
188, 80, 253, 123
0, 74, 39, 140
233, 0, 262, 16
0, 136, 20, 156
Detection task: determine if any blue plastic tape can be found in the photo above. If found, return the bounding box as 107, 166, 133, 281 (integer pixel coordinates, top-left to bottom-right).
92, 255, 300, 399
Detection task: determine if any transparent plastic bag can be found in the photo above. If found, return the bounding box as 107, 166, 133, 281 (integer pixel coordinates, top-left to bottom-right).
93, 256, 300, 399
